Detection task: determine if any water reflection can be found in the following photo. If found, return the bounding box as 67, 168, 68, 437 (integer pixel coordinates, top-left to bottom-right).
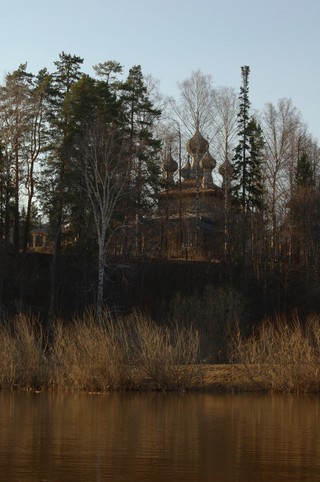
0, 391, 320, 481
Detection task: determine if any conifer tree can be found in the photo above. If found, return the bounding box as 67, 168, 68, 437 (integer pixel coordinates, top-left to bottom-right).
231, 67, 265, 213
38, 52, 83, 318
295, 151, 314, 188
42, 51, 84, 254
288, 151, 320, 272
231, 65, 251, 211
119, 65, 161, 253
230, 66, 266, 273
246, 117, 265, 211
61, 72, 124, 251
0, 64, 35, 251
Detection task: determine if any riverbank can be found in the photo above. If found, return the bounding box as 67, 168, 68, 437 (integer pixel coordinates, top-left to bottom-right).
1, 310, 320, 394
0, 364, 255, 393
1, 363, 320, 394
129, 363, 299, 393
127, 363, 320, 394
127, 364, 250, 393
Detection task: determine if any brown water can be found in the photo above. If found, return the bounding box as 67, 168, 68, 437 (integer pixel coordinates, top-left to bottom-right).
0, 391, 320, 481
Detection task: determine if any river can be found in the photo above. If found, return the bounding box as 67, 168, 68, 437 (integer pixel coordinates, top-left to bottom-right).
0, 391, 319, 481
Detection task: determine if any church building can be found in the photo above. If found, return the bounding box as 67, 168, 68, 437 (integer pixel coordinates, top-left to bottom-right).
156, 127, 227, 260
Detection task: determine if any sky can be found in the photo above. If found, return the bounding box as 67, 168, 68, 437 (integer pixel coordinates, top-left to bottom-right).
1, 0, 320, 140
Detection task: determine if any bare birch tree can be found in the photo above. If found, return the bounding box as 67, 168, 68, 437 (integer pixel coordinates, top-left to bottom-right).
75, 122, 130, 317
211, 86, 238, 169
261, 98, 303, 255
169, 70, 216, 141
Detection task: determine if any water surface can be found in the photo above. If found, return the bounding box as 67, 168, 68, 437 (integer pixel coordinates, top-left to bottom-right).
0, 391, 319, 481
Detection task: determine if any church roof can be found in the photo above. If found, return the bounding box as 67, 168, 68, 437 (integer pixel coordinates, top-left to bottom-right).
159, 178, 223, 198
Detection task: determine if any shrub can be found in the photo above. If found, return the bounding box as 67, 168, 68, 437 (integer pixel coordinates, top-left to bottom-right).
169, 286, 245, 362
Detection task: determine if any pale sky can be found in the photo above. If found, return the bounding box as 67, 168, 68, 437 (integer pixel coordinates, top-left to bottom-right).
2, 0, 320, 140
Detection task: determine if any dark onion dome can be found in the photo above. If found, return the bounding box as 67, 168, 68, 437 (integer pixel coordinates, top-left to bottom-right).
163, 152, 178, 173
186, 128, 209, 156
200, 151, 216, 170
219, 159, 233, 179
181, 158, 192, 179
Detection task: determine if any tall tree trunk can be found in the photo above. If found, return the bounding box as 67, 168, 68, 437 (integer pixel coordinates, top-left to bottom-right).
13, 147, 20, 253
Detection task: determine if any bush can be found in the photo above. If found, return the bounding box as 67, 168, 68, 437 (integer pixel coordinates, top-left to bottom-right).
169, 286, 245, 362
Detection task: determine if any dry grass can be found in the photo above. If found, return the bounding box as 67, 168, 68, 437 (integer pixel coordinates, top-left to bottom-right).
233, 313, 320, 392
0, 310, 201, 392
0, 314, 48, 390
129, 311, 202, 390
2, 308, 320, 393
50, 313, 133, 391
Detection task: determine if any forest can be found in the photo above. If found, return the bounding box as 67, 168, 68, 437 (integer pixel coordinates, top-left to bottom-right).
0, 52, 320, 326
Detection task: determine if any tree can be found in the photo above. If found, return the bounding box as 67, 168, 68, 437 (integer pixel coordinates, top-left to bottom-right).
231, 68, 265, 211
295, 151, 314, 188
73, 121, 130, 317
169, 70, 215, 145
119, 65, 161, 254
22, 69, 51, 251
245, 117, 265, 211
231, 67, 266, 273
231, 66, 251, 211
37, 52, 84, 319
212, 86, 238, 172
261, 98, 303, 256
0, 63, 37, 251
288, 151, 319, 268
41, 51, 84, 254
93, 60, 123, 91
210, 87, 239, 260
59, 71, 123, 251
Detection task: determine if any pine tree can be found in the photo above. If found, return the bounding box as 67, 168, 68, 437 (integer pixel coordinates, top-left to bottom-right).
41, 51, 84, 253
38, 52, 84, 319
119, 65, 162, 254
0, 63, 34, 251
60, 72, 124, 251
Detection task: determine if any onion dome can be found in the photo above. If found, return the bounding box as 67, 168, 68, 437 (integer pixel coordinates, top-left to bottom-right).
186, 128, 209, 157
219, 160, 233, 180
163, 152, 178, 173
200, 151, 216, 170
181, 158, 193, 179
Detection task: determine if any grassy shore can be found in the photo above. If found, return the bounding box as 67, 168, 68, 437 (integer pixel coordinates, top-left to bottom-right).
1, 308, 320, 393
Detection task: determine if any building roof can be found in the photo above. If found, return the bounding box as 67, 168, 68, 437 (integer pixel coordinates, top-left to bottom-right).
159, 178, 223, 198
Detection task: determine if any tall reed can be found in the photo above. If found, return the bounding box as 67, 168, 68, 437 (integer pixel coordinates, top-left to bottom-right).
129, 311, 202, 390
0, 310, 201, 392
49, 313, 133, 391
0, 313, 47, 389
233, 313, 320, 392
